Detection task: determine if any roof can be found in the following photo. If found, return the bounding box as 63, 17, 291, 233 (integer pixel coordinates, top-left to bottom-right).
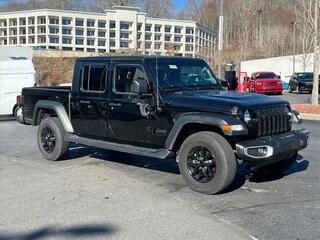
77, 55, 200, 62
0, 59, 36, 74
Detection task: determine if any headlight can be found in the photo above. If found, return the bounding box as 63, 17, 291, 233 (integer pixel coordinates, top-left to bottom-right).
243, 110, 252, 125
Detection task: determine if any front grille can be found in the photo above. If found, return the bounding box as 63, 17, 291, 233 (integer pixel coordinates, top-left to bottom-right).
252, 105, 291, 137
263, 82, 276, 86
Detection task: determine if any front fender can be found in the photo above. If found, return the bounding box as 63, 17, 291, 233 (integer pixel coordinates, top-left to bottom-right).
165, 112, 247, 150
32, 100, 74, 133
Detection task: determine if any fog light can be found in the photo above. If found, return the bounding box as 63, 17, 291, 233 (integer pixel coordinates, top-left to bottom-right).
244, 146, 273, 158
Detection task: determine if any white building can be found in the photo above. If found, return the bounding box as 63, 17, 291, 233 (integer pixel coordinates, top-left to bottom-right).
0, 6, 215, 58
241, 53, 316, 83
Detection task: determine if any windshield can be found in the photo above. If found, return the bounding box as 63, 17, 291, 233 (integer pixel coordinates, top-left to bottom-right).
255, 72, 277, 79
148, 58, 221, 92
297, 72, 313, 80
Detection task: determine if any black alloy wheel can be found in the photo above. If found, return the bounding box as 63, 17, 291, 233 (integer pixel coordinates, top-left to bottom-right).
187, 146, 216, 183
41, 127, 56, 153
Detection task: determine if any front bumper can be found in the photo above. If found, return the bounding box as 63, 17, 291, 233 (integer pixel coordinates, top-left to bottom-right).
235, 129, 310, 168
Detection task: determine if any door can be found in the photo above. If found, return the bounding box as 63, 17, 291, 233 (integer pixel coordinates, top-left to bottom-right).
71, 63, 109, 138
108, 63, 153, 145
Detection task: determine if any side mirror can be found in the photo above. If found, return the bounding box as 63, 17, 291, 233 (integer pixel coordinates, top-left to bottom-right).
132, 78, 149, 95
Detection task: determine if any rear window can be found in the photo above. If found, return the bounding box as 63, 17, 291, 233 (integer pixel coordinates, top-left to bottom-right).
81, 64, 107, 92
255, 72, 276, 79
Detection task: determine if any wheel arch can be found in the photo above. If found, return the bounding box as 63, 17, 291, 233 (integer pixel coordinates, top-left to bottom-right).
165, 112, 246, 151
32, 100, 73, 133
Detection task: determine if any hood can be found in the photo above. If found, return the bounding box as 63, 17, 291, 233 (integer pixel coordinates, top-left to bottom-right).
162, 90, 288, 114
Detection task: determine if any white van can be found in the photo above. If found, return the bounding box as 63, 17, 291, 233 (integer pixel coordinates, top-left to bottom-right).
0, 59, 36, 117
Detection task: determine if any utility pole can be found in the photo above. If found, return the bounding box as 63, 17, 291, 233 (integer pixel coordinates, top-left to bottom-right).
218, 0, 224, 79
311, 0, 319, 106
291, 21, 296, 75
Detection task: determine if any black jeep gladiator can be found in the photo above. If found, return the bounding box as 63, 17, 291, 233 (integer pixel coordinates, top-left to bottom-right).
19, 56, 309, 194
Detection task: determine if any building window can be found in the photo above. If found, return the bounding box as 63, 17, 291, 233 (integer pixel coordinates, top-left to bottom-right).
174, 45, 180, 50
120, 23, 129, 30
145, 43, 151, 49
98, 31, 105, 37
98, 40, 105, 46
109, 21, 115, 29
174, 36, 181, 42
29, 19, 35, 25
145, 34, 151, 41
109, 31, 115, 38
174, 27, 182, 34
76, 20, 84, 26
145, 25, 151, 32
81, 65, 107, 92
120, 41, 128, 48
155, 43, 161, 50
87, 39, 95, 46
21, 29, 26, 35
137, 33, 141, 40
120, 32, 129, 39
49, 28, 59, 34
62, 28, 71, 35
98, 49, 106, 53
21, 19, 26, 25
11, 20, 17, 26
98, 21, 106, 28
165, 35, 171, 41
109, 41, 115, 47
39, 37, 46, 43
49, 37, 59, 44
76, 29, 83, 36
155, 26, 161, 32
49, 18, 59, 25
185, 45, 193, 51
62, 18, 71, 25
39, 18, 46, 24
137, 24, 142, 31
186, 36, 193, 43
12, 30, 17, 35
87, 48, 95, 52
21, 38, 26, 44
76, 38, 83, 45
186, 28, 194, 35
87, 20, 95, 27
87, 30, 95, 36
62, 38, 72, 44
30, 38, 35, 43
29, 28, 35, 34
154, 35, 161, 41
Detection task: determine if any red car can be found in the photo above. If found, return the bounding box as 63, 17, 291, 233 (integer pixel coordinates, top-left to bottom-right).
249, 71, 282, 95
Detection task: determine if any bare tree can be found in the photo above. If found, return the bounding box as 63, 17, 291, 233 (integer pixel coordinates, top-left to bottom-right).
140, 0, 175, 18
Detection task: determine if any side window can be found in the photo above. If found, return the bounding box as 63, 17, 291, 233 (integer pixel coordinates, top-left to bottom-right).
81, 64, 107, 92
114, 65, 147, 94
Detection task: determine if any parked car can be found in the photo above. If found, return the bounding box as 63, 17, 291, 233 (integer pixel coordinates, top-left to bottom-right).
249, 71, 282, 95
0, 59, 36, 118
18, 56, 309, 195
289, 72, 316, 94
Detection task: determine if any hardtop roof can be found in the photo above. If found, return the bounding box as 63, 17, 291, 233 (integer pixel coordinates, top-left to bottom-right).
76, 55, 199, 62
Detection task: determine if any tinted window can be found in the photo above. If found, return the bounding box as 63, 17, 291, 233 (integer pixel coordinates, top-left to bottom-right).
114, 65, 147, 94
297, 72, 313, 80
255, 72, 276, 79
148, 59, 220, 90
81, 65, 107, 92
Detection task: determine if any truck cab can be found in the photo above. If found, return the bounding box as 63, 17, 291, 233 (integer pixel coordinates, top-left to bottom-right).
20, 56, 309, 194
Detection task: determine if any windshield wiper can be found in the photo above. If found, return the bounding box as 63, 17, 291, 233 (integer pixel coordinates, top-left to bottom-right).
185, 84, 222, 90
161, 85, 194, 92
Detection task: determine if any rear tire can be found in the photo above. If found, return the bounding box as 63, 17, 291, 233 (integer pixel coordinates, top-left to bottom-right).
177, 131, 237, 194
37, 117, 69, 161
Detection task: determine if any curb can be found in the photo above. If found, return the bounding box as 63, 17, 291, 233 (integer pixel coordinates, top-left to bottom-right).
301, 113, 320, 121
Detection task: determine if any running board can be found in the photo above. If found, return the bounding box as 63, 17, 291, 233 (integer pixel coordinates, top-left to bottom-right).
64, 133, 172, 159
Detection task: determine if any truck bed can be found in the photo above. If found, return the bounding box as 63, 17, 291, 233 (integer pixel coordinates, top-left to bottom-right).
22, 86, 71, 122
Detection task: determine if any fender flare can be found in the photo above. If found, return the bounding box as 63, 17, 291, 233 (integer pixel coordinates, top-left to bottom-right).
32, 100, 74, 133
164, 112, 247, 150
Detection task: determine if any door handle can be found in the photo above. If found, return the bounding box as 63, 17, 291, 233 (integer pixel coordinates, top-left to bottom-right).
80, 100, 91, 104
109, 102, 122, 107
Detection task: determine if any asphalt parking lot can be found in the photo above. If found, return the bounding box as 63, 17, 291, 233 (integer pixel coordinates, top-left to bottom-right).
278, 91, 312, 104
0, 119, 319, 240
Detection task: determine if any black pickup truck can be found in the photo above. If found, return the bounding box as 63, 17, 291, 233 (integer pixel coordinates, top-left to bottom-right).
19, 56, 309, 194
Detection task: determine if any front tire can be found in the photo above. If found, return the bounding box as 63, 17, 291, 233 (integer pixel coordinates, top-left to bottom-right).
177, 131, 237, 194
37, 117, 69, 161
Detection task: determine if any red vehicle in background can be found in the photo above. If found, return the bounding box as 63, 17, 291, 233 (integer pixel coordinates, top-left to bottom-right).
249, 71, 282, 95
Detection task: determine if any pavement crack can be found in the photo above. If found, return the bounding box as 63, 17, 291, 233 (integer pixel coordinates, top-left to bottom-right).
211, 198, 320, 214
